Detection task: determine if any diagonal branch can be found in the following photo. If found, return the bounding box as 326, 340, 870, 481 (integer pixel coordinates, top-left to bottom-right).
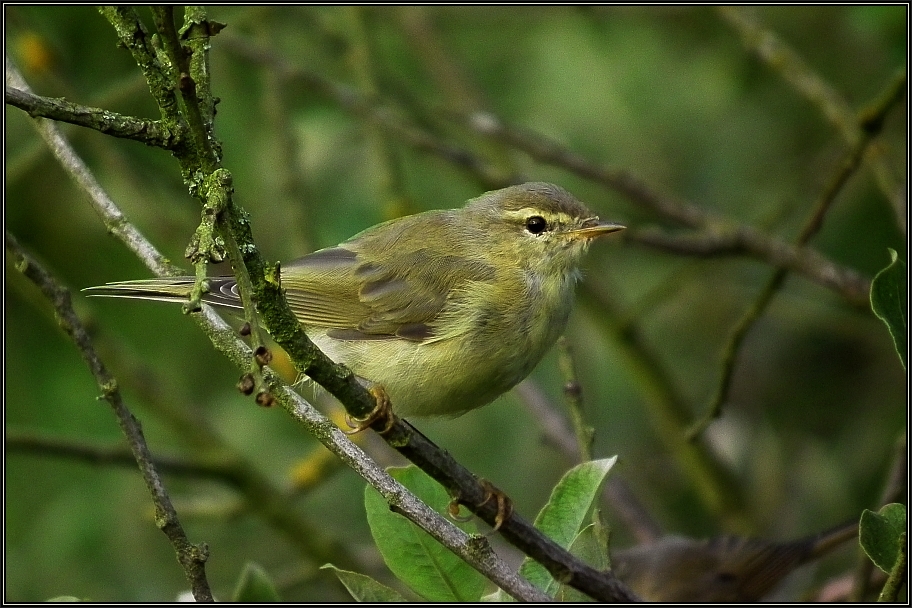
5, 60, 178, 276
5, 231, 214, 603
688, 71, 906, 437
462, 112, 876, 307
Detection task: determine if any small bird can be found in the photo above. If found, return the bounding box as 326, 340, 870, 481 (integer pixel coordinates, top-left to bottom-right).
86, 182, 624, 417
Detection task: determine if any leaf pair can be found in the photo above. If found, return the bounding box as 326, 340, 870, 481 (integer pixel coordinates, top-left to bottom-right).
329, 458, 617, 601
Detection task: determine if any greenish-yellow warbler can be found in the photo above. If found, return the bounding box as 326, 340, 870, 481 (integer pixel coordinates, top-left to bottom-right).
86, 182, 624, 417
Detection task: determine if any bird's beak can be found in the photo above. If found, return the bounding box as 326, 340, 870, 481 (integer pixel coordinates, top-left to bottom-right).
568, 219, 626, 241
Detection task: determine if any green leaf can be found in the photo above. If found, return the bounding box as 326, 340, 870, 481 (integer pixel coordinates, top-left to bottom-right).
364, 465, 485, 602
518, 457, 617, 595
321, 564, 409, 602
871, 248, 907, 369
232, 561, 281, 602
555, 520, 611, 602
45, 597, 82, 602
859, 503, 907, 573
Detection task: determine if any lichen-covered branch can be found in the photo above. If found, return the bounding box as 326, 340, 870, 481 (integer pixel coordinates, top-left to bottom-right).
98, 6, 182, 124
4, 86, 181, 148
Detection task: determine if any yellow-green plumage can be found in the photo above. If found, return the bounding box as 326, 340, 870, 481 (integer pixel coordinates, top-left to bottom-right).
86, 182, 624, 416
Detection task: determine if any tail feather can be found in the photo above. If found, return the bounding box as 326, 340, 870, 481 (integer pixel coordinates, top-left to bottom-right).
83, 277, 243, 309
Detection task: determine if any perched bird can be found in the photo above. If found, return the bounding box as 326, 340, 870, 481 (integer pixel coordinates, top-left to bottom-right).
86, 182, 624, 417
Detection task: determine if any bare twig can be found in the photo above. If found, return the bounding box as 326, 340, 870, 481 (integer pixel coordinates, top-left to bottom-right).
688, 71, 907, 437
556, 337, 595, 462
5, 231, 214, 603
5, 60, 178, 276
718, 6, 903, 207
515, 380, 664, 544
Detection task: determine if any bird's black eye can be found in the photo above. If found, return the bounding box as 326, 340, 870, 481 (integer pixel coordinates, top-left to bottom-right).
525, 216, 547, 235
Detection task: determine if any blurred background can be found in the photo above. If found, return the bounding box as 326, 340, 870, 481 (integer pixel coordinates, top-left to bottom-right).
6, 5, 906, 601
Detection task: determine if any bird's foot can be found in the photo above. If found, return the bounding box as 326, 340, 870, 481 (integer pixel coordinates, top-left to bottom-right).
344, 384, 396, 435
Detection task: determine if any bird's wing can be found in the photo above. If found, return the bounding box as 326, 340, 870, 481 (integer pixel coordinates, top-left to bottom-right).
281, 235, 495, 343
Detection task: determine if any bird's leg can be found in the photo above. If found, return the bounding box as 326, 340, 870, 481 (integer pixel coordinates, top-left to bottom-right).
344, 384, 396, 435
447, 482, 512, 533
478, 479, 513, 532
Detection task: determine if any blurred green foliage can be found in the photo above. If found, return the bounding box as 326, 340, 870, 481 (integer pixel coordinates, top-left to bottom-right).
5, 5, 906, 602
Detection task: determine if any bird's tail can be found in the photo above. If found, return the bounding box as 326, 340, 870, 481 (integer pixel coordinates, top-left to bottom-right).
83, 277, 243, 309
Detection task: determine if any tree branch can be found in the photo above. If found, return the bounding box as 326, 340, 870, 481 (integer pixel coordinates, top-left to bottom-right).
6, 430, 240, 483
5, 85, 181, 149
5, 231, 214, 603
688, 70, 907, 437
5, 60, 178, 277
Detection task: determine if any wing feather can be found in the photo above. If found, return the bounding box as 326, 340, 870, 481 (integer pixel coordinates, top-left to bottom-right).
280, 211, 495, 342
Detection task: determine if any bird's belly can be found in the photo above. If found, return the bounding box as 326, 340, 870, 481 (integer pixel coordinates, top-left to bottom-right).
310, 324, 558, 417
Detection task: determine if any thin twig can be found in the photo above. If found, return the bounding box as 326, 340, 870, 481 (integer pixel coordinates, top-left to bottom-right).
5, 60, 178, 276
556, 337, 595, 462
5, 231, 214, 603
515, 380, 664, 543
688, 71, 907, 438
718, 6, 903, 206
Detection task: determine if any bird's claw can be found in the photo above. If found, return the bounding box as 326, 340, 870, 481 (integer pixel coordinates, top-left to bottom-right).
344, 385, 396, 435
